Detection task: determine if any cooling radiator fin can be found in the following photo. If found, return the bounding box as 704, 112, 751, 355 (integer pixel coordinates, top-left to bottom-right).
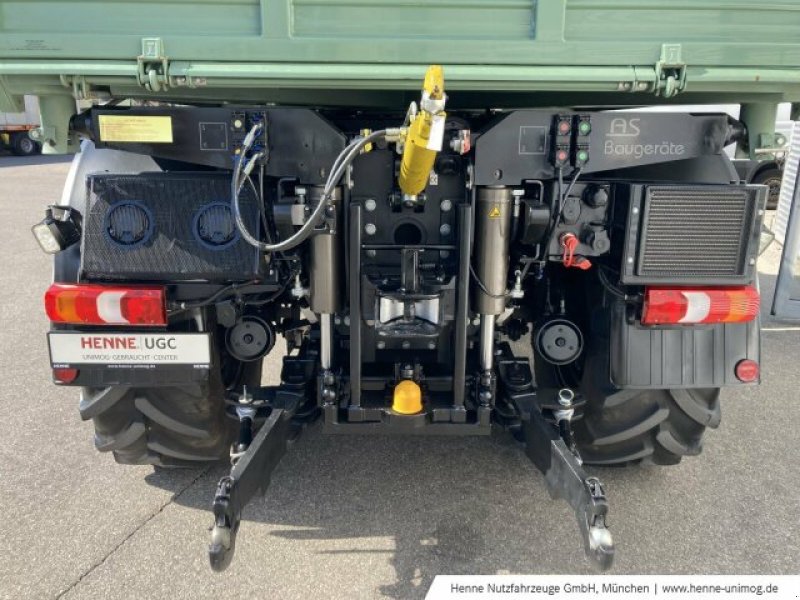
621, 184, 764, 285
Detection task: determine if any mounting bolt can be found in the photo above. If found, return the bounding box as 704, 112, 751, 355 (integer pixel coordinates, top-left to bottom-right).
377, 341, 386, 349
558, 388, 575, 407
239, 386, 253, 405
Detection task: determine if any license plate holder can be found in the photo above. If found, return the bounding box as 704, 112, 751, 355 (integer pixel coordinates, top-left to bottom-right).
48, 332, 211, 370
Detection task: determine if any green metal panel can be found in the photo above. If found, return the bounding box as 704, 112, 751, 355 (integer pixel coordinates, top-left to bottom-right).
0, 0, 799, 114
291, 0, 534, 40
0, 0, 799, 67
563, 1, 800, 44
0, 0, 261, 36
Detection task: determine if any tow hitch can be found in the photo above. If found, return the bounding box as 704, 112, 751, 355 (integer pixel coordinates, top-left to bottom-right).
208, 387, 299, 571
520, 389, 614, 571
499, 356, 615, 571
210, 358, 614, 572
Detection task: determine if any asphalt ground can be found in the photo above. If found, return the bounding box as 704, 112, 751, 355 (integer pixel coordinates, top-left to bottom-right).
1, 154, 798, 600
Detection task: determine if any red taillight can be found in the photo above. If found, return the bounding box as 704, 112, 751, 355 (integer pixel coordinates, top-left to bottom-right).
641, 286, 759, 325
45, 284, 167, 326
735, 359, 760, 383
53, 367, 79, 384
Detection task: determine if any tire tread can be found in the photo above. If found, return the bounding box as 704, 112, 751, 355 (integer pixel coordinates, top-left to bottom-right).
576, 386, 720, 467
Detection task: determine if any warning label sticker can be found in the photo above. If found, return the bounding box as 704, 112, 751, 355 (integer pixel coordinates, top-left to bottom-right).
49, 333, 210, 367
98, 115, 173, 143
488, 205, 502, 218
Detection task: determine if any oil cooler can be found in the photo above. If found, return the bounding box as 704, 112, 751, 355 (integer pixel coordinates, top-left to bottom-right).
619, 184, 766, 285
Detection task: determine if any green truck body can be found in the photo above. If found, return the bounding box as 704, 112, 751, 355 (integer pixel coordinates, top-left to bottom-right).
2, 1, 799, 153
1, 1, 800, 108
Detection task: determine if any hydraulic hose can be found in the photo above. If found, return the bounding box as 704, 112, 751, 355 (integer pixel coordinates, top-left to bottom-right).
232, 129, 388, 253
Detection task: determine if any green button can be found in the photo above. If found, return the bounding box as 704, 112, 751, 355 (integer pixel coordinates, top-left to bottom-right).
579, 121, 591, 135
577, 150, 589, 162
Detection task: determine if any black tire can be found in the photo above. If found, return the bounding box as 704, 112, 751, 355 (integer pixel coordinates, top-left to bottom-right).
565, 294, 722, 467
11, 132, 39, 156
575, 387, 721, 466
751, 167, 782, 210
79, 352, 259, 468
574, 348, 721, 466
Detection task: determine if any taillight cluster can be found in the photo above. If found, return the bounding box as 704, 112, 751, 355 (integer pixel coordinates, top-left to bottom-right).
44, 284, 167, 326
641, 286, 759, 326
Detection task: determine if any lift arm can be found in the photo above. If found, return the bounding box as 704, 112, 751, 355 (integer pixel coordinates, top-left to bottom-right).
209, 407, 292, 571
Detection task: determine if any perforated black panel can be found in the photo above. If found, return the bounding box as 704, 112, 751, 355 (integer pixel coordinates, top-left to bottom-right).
81, 172, 262, 282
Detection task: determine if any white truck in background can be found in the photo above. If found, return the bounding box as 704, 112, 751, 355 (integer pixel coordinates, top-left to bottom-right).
0, 95, 40, 156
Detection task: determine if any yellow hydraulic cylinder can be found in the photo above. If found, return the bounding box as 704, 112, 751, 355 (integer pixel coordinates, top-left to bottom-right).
398, 65, 447, 197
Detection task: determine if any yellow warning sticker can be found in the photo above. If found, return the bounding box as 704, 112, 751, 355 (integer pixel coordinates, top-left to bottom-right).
98, 115, 173, 143
488, 205, 502, 218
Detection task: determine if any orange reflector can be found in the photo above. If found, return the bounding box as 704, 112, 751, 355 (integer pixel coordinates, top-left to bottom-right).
392, 380, 422, 415
642, 286, 759, 325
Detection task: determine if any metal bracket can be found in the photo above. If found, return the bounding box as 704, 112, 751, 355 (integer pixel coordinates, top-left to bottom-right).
208, 408, 291, 571
654, 44, 687, 98
137, 37, 170, 92
515, 389, 615, 571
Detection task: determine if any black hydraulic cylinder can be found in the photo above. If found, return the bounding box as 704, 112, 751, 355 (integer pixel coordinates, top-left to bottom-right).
309, 186, 343, 314
473, 187, 512, 315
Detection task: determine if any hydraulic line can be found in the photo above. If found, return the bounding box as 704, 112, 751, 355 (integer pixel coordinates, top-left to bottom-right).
232, 128, 388, 253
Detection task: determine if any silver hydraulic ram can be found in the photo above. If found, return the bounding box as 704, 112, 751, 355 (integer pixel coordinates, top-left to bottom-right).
308, 186, 343, 370
473, 187, 512, 373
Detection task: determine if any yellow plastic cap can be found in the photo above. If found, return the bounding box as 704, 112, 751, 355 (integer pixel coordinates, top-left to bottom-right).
392, 380, 423, 415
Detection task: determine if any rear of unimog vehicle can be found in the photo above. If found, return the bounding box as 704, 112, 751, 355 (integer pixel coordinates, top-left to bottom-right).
4, 0, 799, 571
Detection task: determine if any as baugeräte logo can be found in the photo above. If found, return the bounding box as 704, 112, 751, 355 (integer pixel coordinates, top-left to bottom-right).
604, 117, 685, 159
